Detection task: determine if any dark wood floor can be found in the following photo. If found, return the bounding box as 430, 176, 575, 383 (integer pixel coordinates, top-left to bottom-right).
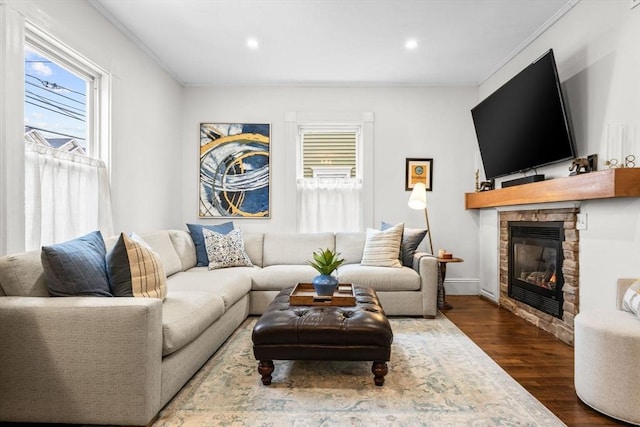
443, 295, 631, 427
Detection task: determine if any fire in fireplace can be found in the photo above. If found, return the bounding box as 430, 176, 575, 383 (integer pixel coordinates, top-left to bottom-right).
508, 221, 564, 318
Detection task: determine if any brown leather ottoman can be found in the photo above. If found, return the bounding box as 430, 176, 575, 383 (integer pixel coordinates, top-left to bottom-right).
252, 285, 393, 386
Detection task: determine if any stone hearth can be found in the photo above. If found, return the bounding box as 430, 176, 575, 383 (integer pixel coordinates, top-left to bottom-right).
499, 208, 579, 345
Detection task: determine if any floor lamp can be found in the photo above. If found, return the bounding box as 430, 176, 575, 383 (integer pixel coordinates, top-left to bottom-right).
407, 182, 434, 255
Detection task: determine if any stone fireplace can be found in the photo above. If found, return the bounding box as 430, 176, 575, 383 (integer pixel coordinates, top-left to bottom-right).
466, 169, 640, 346
499, 208, 579, 345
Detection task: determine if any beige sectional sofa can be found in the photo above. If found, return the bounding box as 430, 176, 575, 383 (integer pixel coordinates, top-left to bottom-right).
0, 229, 438, 426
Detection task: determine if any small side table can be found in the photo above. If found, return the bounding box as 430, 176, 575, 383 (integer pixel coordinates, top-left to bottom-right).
436, 257, 464, 311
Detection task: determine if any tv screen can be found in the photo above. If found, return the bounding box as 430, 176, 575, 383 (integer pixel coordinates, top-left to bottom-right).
471, 49, 575, 180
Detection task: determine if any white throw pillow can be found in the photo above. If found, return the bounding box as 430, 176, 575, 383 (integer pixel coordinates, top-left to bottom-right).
360, 223, 404, 268
622, 279, 640, 316
203, 228, 253, 270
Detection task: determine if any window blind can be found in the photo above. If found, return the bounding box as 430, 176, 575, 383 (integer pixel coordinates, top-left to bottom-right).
301, 131, 357, 178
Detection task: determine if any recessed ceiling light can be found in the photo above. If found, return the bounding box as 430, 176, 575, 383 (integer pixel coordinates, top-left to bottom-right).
405, 39, 418, 50
247, 38, 259, 49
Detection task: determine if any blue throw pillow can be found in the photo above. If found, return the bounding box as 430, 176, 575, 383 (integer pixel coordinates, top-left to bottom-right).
186, 222, 234, 267
381, 221, 427, 267
41, 230, 112, 297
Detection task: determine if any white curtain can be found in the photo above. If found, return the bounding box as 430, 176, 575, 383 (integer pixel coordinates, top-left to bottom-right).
297, 178, 362, 233
25, 142, 114, 250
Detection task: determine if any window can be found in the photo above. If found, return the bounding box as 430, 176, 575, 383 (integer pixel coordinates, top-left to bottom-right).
23, 26, 113, 250
24, 47, 89, 155
297, 125, 363, 233
23, 23, 109, 161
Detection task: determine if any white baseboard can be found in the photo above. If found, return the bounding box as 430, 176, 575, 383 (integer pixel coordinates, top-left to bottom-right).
479, 288, 499, 302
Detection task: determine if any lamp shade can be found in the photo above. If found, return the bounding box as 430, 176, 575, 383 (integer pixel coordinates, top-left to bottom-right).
408, 183, 427, 210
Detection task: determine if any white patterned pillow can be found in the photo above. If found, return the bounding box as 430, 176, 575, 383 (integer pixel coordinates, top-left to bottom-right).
203, 228, 253, 270
622, 279, 640, 315
360, 223, 404, 268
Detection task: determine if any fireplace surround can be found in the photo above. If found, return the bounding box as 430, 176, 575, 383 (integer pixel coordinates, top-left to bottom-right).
466, 170, 640, 346
499, 208, 579, 345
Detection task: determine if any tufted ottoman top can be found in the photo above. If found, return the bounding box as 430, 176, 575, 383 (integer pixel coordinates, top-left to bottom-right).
252, 285, 393, 361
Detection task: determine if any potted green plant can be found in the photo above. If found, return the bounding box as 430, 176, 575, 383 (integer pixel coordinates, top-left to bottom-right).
308, 248, 345, 296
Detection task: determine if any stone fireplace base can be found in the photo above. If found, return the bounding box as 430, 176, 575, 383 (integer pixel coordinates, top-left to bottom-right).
499, 208, 579, 345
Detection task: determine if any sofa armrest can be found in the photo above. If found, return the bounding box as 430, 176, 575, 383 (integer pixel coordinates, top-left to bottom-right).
0, 296, 163, 426
413, 252, 438, 318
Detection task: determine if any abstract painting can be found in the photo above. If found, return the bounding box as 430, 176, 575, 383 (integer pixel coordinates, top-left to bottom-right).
199, 123, 270, 218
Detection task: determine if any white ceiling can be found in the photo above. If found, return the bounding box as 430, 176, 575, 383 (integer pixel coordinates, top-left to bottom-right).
90, 0, 577, 87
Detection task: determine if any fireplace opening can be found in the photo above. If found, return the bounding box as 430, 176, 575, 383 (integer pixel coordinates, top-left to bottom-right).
508, 221, 564, 318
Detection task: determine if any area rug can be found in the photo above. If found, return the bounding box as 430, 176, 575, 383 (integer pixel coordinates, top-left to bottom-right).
154, 315, 565, 426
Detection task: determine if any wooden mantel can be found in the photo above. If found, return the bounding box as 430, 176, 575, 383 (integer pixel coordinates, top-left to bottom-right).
465, 168, 640, 209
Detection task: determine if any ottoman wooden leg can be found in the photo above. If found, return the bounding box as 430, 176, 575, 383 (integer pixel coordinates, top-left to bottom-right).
372, 361, 388, 386
258, 360, 274, 385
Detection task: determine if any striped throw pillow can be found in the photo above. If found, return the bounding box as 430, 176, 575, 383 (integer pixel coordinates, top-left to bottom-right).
107, 232, 167, 300
361, 223, 404, 268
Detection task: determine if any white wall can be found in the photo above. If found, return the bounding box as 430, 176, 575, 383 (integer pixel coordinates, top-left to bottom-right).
478, 0, 640, 310
182, 86, 481, 291
0, 0, 183, 254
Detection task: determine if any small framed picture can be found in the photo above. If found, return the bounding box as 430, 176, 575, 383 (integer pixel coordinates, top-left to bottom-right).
405, 158, 433, 191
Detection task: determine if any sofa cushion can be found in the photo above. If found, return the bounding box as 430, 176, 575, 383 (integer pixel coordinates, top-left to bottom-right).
107, 233, 167, 300
242, 230, 264, 267
250, 265, 317, 291
41, 230, 112, 297
186, 222, 234, 267
203, 228, 253, 269
136, 231, 184, 277
161, 286, 225, 356
382, 221, 427, 267
262, 232, 335, 266
361, 224, 403, 268
337, 263, 420, 291
335, 232, 366, 265
0, 250, 49, 297
170, 268, 252, 310
169, 230, 197, 271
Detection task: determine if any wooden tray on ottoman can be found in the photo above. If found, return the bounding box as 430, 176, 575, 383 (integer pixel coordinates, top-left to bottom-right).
289, 283, 356, 306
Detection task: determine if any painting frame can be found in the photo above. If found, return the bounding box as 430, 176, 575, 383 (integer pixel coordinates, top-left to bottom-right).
199, 122, 271, 218
405, 158, 433, 191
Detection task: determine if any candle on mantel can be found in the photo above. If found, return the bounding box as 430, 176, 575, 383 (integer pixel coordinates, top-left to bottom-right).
620, 124, 625, 166
605, 124, 610, 168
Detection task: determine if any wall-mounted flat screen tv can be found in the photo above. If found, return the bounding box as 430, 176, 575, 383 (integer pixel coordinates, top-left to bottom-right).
471, 49, 576, 180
